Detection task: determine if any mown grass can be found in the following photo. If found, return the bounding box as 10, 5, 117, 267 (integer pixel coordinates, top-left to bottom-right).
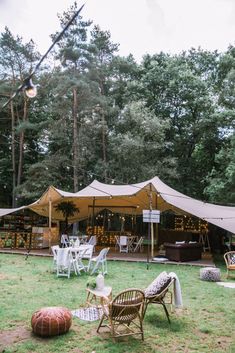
0, 253, 234, 353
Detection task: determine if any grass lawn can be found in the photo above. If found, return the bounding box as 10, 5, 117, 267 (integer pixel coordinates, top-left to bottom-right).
0, 253, 235, 353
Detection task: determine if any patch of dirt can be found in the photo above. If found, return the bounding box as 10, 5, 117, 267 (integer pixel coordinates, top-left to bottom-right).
0, 326, 31, 352
0, 273, 18, 281
192, 328, 233, 351
174, 307, 189, 316
0, 274, 8, 280
84, 327, 98, 339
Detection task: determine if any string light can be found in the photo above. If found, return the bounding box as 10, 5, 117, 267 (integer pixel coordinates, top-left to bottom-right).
24, 79, 37, 98
1, 3, 86, 109
2, 136, 235, 218
174, 216, 208, 232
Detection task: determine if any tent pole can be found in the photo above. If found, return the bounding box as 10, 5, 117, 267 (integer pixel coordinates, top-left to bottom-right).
149, 184, 154, 258
147, 220, 150, 269
151, 222, 154, 258
49, 197, 52, 252
155, 192, 159, 253
147, 184, 153, 269
92, 197, 95, 236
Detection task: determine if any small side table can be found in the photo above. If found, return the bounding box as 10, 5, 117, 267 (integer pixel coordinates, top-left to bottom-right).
86, 286, 112, 308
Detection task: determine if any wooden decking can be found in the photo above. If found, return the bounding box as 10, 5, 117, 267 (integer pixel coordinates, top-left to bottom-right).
0, 247, 215, 267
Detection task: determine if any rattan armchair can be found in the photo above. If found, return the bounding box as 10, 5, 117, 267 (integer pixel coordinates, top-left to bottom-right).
144, 277, 175, 323
97, 288, 145, 341
224, 251, 235, 278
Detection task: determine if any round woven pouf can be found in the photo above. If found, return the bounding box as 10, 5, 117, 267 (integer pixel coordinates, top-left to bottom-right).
200, 267, 221, 282
31, 307, 72, 337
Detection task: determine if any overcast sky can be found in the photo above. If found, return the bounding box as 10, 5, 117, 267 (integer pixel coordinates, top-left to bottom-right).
0, 0, 235, 61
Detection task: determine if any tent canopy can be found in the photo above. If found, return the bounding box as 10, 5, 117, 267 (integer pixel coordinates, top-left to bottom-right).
0, 206, 25, 218
25, 176, 235, 233
0, 176, 234, 233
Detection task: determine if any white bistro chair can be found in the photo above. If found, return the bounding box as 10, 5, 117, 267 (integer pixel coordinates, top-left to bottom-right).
88, 247, 110, 275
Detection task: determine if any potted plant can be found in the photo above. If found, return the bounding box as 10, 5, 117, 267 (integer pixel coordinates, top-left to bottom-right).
55, 201, 79, 233
86, 277, 97, 290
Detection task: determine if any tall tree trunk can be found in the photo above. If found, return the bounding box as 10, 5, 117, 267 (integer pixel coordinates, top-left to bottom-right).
99, 82, 108, 183
72, 88, 79, 193
10, 101, 16, 207
72, 88, 79, 235
17, 99, 27, 188
101, 109, 107, 182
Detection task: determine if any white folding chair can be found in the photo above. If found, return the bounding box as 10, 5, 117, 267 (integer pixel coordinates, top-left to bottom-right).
87, 236, 97, 251
127, 236, 136, 252
69, 236, 80, 247
56, 248, 74, 278
70, 238, 80, 248
78, 244, 94, 260
70, 248, 88, 275
115, 235, 120, 251
88, 247, 110, 275
51, 245, 60, 271
119, 236, 128, 253
61, 234, 70, 248
78, 234, 89, 244
133, 237, 144, 253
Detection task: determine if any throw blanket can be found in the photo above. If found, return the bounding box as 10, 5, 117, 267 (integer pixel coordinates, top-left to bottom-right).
169, 272, 183, 308
72, 307, 103, 321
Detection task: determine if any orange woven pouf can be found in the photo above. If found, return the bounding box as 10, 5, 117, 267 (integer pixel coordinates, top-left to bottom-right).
31, 307, 72, 337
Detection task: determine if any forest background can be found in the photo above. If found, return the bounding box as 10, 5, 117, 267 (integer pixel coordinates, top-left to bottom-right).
0, 2, 235, 209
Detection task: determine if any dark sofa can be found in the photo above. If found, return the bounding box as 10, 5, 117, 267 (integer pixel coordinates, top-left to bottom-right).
164, 242, 203, 262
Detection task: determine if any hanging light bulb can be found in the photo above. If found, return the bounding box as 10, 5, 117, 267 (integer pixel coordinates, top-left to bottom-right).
24, 78, 37, 98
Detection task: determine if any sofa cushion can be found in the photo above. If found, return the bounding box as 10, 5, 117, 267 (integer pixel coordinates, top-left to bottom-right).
144, 271, 171, 297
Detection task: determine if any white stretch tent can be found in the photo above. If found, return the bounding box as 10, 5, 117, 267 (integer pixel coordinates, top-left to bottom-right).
1, 176, 235, 233
0, 206, 26, 217
26, 176, 235, 234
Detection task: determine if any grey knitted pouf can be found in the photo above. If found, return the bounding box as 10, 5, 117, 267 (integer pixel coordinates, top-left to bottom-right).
200, 267, 221, 282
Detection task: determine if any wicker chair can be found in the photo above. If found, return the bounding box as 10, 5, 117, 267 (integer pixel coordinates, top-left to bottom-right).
224, 251, 235, 278
97, 288, 145, 341
144, 277, 175, 323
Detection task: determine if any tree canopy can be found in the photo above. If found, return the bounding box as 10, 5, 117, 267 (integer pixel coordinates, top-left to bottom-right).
0, 5, 234, 208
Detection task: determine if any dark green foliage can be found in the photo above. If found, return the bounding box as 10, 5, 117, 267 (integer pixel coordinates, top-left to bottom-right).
0, 4, 235, 206
55, 201, 79, 231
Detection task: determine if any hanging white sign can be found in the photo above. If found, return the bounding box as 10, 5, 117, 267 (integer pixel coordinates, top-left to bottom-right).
143, 210, 160, 223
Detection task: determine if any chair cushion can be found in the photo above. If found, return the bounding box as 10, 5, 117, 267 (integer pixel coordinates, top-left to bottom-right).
144, 271, 171, 297
230, 255, 235, 264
